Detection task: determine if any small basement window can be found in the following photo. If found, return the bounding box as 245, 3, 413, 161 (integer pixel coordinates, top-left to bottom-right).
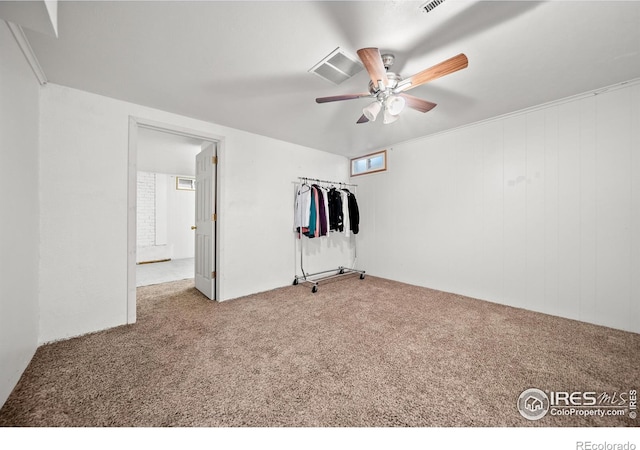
176, 177, 195, 191
350, 149, 387, 177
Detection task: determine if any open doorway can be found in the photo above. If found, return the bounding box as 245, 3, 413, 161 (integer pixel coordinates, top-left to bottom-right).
127, 118, 222, 324
135, 127, 202, 286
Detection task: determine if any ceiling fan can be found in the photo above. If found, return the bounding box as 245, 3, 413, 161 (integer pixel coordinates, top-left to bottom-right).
315, 48, 468, 124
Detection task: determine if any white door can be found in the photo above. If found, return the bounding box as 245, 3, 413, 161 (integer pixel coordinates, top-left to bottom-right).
195, 142, 216, 299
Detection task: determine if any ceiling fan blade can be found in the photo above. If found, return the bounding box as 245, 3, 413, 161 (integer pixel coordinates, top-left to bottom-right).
399, 93, 437, 113
316, 93, 370, 103
357, 48, 389, 91
397, 53, 468, 93
356, 114, 369, 124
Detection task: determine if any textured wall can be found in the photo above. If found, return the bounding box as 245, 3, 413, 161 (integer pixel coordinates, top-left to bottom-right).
356, 80, 640, 333
38, 83, 349, 342
0, 22, 40, 407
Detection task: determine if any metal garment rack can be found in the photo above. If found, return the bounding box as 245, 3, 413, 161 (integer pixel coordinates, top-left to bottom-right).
293, 176, 366, 293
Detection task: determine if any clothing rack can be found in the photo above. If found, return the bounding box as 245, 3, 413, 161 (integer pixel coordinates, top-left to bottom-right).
293, 176, 365, 293
298, 176, 358, 187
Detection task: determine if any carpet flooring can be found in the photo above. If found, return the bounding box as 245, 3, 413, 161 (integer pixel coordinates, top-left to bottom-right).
1, 276, 638, 427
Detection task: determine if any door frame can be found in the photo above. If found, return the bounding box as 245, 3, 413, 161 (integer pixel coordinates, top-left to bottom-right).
127, 117, 224, 324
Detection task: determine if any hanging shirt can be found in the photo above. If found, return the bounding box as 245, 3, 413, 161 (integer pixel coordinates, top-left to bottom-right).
313, 184, 328, 237
306, 186, 317, 238
311, 185, 320, 233
294, 183, 311, 232
322, 186, 330, 235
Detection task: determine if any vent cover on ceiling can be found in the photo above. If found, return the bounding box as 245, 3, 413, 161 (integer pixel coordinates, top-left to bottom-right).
419, 0, 446, 13
309, 47, 364, 85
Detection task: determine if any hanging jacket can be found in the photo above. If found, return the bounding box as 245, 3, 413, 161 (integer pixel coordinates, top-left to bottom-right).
327, 187, 343, 232
342, 189, 359, 235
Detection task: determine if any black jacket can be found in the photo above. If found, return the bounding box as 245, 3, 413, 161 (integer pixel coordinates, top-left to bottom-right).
343, 189, 359, 235
327, 188, 344, 232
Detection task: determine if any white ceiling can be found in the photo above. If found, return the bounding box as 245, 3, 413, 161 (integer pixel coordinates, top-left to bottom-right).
18, 0, 640, 157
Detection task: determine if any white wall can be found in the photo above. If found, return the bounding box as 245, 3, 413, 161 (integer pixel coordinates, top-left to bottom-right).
39, 83, 349, 343
214, 126, 350, 300
0, 22, 40, 406
165, 174, 195, 260
136, 171, 195, 262
356, 80, 640, 334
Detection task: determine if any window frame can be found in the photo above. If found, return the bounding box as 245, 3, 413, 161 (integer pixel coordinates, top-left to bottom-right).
350, 149, 387, 177
175, 176, 196, 191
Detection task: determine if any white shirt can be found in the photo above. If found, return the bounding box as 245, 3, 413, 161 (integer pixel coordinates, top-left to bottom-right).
341, 190, 351, 237
294, 184, 311, 230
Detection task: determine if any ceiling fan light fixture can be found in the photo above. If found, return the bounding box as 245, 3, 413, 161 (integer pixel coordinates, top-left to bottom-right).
383, 109, 400, 125
363, 101, 382, 121
386, 95, 406, 116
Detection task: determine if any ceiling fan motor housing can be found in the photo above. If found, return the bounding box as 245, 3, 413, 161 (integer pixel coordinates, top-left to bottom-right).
381, 53, 395, 70
368, 72, 402, 98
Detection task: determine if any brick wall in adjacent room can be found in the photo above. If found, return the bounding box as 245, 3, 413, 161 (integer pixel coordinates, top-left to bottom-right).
137, 171, 156, 247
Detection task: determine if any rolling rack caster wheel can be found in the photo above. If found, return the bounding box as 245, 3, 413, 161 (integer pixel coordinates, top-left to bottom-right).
311, 285, 318, 293
360, 273, 365, 280
339, 268, 345, 274
293, 278, 299, 286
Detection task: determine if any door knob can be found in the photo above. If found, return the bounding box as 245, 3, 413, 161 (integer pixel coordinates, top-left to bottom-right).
191, 226, 197, 230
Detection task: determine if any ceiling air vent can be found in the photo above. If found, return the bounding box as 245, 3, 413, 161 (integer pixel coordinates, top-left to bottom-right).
419, 0, 446, 13
309, 47, 363, 85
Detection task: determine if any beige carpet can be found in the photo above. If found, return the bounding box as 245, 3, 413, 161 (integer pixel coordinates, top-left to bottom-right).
0, 276, 638, 427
